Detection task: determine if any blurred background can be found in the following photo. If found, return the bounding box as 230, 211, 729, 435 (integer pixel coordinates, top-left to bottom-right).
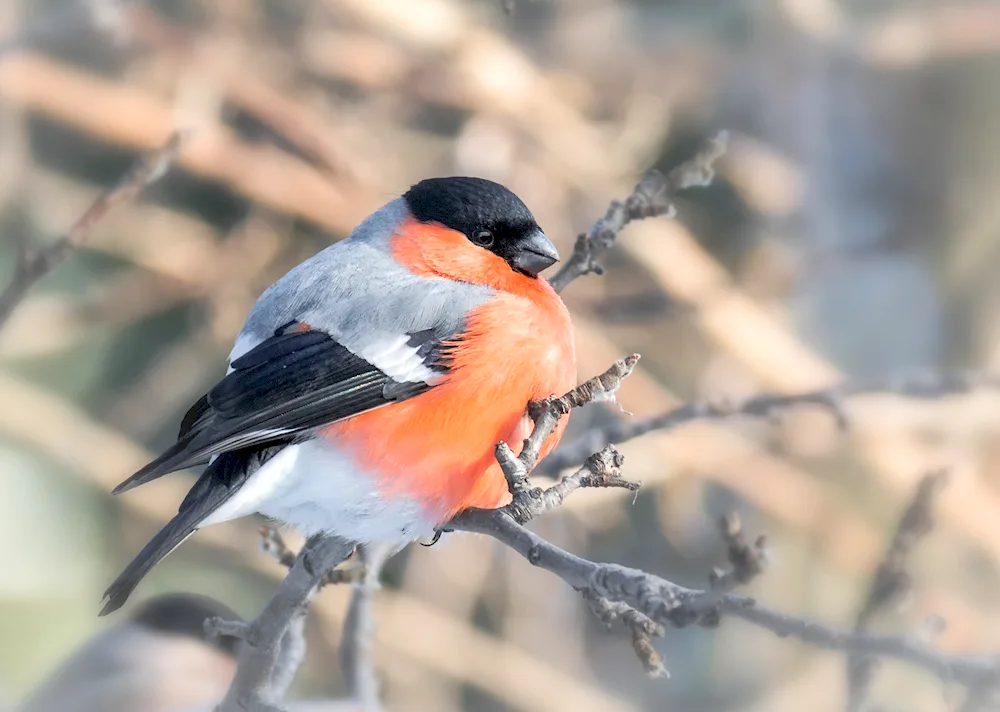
2, 0, 1000, 710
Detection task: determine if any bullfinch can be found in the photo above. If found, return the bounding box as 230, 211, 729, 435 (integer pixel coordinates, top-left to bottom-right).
100, 177, 577, 615
19, 594, 242, 712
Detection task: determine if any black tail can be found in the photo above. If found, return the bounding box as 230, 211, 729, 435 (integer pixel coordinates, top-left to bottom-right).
101, 455, 240, 616
100, 447, 282, 616
99, 507, 202, 616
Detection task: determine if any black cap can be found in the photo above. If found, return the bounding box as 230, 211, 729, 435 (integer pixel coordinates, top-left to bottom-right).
404, 176, 558, 277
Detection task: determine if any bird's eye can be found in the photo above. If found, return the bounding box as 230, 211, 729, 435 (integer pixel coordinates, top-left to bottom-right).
472, 230, 494, 247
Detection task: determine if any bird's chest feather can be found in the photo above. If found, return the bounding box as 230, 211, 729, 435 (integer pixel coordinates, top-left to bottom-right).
325, 287, 576, 519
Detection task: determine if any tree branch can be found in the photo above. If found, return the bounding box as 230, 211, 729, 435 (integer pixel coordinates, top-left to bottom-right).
446, 355, 1000, 690
490, 354, 642, 524
339, 544, 391, 712
847, 470, 949, 712
539, 370, 1000, 475
260, 527, 364, 588
252, 528, 363, 704
450, 502, 1000, 689
209, 535, 356, 712
548, 131, 728, 293
258, 528, 383, 710
0, 130, 186, 330
708, 511, 768, 592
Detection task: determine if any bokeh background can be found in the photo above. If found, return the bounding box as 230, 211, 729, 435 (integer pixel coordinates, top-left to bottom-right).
2, 0, 1000, 710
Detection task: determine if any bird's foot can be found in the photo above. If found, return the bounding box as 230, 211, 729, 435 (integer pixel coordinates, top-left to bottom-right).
300, 535, 357, 580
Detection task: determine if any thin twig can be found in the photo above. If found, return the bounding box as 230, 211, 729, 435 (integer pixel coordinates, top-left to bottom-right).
855, 471, 949, 629
261, 527, 363, 588
548, 132, 728, 293
582, 590, 667, 677
340, 544, 391, 711
491, 354, 640, 520
708, 512, 768, 592
0, 130, 186, 330
847, 470, 950, 712
539, 371, 1000, 475
503, 445, 640, 525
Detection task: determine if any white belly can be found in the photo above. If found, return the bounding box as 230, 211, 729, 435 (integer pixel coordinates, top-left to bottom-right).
198, 440, 437, 545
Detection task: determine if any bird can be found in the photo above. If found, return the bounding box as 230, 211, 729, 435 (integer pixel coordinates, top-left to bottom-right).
100, 176, 577, 616
19, 594, 242, 712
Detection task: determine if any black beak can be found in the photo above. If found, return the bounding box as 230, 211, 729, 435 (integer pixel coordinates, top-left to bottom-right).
511, 230, 559, 277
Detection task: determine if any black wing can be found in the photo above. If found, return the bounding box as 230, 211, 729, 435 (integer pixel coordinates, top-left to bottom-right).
111, 325, 448, 495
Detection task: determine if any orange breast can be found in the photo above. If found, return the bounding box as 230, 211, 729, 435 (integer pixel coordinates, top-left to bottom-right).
322, 287, 576, 522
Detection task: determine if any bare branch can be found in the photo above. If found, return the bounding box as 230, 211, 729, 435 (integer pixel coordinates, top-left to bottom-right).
0, 130, 186, 330
548, 132, 728, 293
340, 544, 392, 712
494, 353, 640, 506
260, 528, 381, 709
708, 512, 768, 592
858, 470, 948, 629
445, 355, 1000, 691
582, 590, 667, 678
580, 510, 766, 677
847, 470, 950, 712
503, 445, 640, 525
260, 527, 298, 570
261, 527, 363, 588
449, 506, 1000, 689
270, 613, 307, 704
210, 535, 356, 712
540, 370, 1000, 475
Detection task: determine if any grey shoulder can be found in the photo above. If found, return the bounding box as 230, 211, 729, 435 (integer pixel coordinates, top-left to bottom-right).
232, 198, 493, 361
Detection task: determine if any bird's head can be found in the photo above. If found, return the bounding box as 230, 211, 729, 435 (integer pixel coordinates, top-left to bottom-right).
394, 176, 560, 288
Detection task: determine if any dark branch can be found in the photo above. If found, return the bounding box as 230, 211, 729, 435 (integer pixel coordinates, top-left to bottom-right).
0, 130, 186, 330
548, 131, 728, 293
709, 512, 768, 592
847, 470, 950, 712
857, 470, 948, 629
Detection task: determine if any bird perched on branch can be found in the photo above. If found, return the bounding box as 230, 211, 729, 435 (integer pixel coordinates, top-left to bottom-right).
101, 177, 577, 615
